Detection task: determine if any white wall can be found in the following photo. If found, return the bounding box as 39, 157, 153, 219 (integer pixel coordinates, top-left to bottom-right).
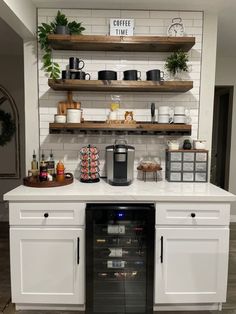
0, 0, 36, 38
215, 56, 236, 218
0, 18, 25, 221
38, 9, 203, 179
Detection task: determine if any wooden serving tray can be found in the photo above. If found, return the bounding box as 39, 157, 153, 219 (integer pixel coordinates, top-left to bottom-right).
23, 173, 73, 188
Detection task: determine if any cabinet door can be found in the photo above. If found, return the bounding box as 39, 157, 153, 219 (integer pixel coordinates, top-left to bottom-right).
155, 227, 229, 304
10, 228, 84, 304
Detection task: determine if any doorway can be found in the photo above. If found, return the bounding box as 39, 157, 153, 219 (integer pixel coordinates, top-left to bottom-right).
210, 86, 233, 190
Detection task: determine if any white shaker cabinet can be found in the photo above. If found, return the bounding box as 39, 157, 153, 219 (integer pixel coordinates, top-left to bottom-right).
10, 227, 85, 304
9, 202, 86, 306
155, 227, 229, 304
154, 202, 231, 306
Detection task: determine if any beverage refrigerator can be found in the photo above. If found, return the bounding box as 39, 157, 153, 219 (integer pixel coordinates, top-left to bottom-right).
86, 203, 155, 314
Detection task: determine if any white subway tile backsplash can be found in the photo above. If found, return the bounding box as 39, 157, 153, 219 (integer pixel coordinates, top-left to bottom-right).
62, 9, 92, 17
92, 9, 120, 17
38, 8, 202, 177
121, 10, 150, 18
150, 11, 180, 19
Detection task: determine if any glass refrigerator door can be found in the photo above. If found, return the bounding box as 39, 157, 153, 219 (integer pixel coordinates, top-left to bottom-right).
86, 204, 154, 314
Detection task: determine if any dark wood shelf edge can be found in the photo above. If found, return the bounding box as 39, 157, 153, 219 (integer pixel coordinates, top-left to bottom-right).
48, 79, 193, 93
49, 122, 191, 136
48, 34, 195, 52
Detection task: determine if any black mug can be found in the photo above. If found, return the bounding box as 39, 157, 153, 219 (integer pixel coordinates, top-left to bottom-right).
123, 70, 141, 80
98, 70, 117, 80
61, 70, 70, 79
146, 69, 164, 81
69, 57, 85, 70
76, 71, 91, 80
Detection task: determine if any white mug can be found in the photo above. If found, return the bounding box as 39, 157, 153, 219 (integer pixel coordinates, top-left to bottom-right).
167, 140, 179, 150
174, 106, 185, 115
158, 106, 170, 115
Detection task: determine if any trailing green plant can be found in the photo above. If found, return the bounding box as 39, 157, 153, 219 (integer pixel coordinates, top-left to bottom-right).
164, 50, 189, 75
37, 11, 85, 79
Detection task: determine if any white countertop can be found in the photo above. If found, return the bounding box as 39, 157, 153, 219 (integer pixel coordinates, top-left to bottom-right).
3, 179, 236, 202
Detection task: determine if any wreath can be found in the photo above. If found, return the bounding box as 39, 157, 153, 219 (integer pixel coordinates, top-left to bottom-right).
0, 109, 16, 146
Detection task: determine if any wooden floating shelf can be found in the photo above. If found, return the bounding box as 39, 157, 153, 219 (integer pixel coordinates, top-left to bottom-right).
48, 35, 195, 52
48, 79, 193, 93
49, 122, 191, 135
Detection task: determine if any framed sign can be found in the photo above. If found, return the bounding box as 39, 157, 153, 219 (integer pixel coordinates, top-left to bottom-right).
110, 19, 134, 36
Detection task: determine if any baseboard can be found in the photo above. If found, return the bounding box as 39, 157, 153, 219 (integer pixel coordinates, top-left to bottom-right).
154, 303, 222, 311
15, 303, 85, 311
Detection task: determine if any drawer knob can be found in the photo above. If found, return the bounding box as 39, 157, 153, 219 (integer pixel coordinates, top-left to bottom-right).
44, 213, 49, 218
191, 213, 196, 218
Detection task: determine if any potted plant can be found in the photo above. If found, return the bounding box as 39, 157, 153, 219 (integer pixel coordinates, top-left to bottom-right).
164, 50, 189, 80
38, 10, 85, 79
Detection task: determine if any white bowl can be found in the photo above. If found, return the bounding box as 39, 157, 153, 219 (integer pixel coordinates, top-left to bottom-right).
54, 114, 66, 123
158, 114, 169, 123
173, 115, 186, 124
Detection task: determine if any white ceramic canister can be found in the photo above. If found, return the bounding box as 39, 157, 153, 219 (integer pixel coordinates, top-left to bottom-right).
158, 106, 170, 115
193, 139, 206, 150
158, 114, 169, 123
67, 109, 82, 123
54, 114, 66, 123
173, 115, 186, 124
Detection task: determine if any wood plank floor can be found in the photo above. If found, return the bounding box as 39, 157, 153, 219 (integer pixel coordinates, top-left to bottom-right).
0, 222, 236, 314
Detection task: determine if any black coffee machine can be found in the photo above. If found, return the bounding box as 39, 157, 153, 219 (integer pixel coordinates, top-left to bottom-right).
106, 140, 135, 186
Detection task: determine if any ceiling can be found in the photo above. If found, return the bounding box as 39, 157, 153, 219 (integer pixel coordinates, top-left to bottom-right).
30, 0, 236, 57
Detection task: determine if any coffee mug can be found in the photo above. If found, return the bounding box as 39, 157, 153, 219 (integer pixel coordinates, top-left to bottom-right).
98, 70, 117, 80
69, 57, 85, 70
146, 69, 164, 81
123, 70, 141, 80
61, 70, 70, 79
76, 71, 91, 80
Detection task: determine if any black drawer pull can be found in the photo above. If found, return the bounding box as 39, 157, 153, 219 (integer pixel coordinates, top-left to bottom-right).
44, 213, 49, 218
160, 236, 163, 263
77, 238, 80, 264
191, 213, 196, 218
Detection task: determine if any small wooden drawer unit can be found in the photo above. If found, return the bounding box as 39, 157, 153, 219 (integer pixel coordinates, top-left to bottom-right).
9, 202, 85, 226
156, 202, 230, 226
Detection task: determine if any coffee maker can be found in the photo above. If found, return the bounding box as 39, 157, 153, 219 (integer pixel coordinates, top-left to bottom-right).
106, 140, 135, 186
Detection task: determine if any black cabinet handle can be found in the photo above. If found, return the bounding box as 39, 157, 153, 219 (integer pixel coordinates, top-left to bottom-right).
191, 213, 196, 218
160, 236, 163, 263
44, 213, 49, 218
77, 238, 80, 264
